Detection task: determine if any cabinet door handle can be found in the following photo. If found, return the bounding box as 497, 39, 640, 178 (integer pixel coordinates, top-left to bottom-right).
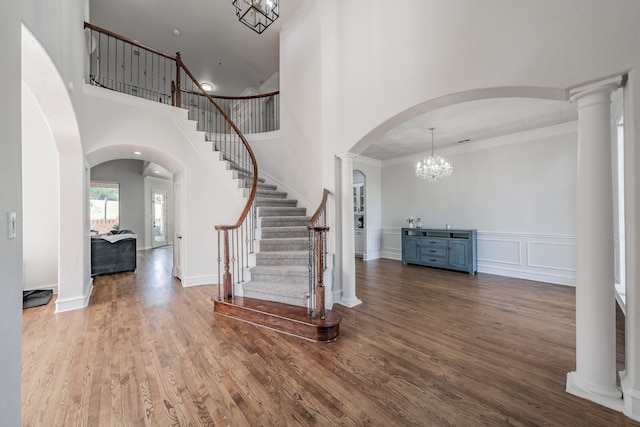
430, 250, 437, 253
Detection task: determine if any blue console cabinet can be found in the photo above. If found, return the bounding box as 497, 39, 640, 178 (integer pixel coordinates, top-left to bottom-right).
401, 228, 477, 275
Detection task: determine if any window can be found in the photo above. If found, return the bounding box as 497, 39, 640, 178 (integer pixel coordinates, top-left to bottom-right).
90, 182, 120, 234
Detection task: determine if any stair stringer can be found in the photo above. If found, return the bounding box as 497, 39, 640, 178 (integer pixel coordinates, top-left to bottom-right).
168, 113, 248, 201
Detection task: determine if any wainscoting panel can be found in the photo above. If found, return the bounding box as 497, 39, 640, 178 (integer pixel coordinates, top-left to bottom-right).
379, 228, 576, 286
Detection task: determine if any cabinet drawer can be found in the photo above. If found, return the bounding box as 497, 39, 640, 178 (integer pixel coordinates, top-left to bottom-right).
422, 238, 447, 249
422, 247, 446, 258
422, 257, 448, 267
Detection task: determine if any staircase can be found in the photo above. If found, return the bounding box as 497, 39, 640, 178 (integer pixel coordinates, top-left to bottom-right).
213, 160, 341, 342
82, 21, 340, 342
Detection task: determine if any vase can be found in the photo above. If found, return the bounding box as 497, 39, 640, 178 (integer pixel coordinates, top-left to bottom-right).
408, 223, 414, 228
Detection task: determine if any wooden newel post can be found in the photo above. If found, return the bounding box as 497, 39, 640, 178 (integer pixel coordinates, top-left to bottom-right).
171, 81, 176, 107
222, 230, 232, 301
175, 52, 182, 107
315, 229, 326, 320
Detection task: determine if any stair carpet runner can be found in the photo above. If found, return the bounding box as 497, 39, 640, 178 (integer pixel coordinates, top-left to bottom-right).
215, 161, 341, 342
237, 171, 311, 307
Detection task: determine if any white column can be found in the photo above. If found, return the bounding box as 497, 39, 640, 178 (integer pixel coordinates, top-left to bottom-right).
566, 76, 624, 410
336, 153, 362, 307
620, 74, 640, 422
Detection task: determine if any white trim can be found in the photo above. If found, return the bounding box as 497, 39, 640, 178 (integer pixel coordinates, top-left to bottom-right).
54, 281, 93, 313
353, 155, 382, 167
182, 275, 218, 287
568, 74, 626, 98
566, 371, 623, 412
620, 371, 640, 422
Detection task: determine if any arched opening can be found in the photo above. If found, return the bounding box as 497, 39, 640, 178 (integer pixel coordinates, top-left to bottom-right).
22, 24, 89, 312
86, 145, 185, 281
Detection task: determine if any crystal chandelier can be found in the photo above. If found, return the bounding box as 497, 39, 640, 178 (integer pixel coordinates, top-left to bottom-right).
233, 0, 279, 34
415, 128, 453, 182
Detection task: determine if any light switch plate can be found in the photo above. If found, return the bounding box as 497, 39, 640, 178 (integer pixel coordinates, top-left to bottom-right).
7, 212, 16, 239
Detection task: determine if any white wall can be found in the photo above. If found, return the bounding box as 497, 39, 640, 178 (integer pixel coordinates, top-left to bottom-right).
22, 81, 60, 292
379, 124, 578, 285
91, 159, 146, 248
22, 0, 86, 113
82, 87, 244, 286
0, 0, 22, 424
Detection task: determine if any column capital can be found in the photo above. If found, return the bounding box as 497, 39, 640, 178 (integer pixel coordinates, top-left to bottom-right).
336, 152, 358, 161
569, 74, 626, 102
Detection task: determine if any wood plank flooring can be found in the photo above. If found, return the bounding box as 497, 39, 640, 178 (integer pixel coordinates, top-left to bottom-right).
22, 248, 638, 426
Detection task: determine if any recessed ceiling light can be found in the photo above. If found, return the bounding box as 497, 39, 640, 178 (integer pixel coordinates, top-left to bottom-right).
201, 82, 214, 92
134, 151, 142, 155
172, 28, 181, 37
154, 170, 160, 174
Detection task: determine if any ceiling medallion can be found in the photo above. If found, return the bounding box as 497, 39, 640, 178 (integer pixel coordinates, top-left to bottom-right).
415, 128, 453, 182
233, 0, 279, 34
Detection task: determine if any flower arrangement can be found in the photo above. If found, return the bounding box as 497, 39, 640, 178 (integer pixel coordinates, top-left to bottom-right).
406, 216, 415, 224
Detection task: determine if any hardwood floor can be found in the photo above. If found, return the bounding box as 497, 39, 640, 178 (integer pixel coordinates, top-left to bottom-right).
22, 249, 638, 426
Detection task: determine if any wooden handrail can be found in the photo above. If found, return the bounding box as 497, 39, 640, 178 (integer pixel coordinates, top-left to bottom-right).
179, 87, 280, 100
84, 21, 264, 302
178, 61, 260, 230
179, 60, 259, 301
307, 189, 330, 230
84, 22, 175, 60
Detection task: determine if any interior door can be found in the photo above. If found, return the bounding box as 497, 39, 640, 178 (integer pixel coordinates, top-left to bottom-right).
152, 189, 168, 248
173, 181, 183, 280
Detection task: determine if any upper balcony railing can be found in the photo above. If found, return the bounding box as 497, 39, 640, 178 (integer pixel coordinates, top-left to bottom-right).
84, 22, 279, 136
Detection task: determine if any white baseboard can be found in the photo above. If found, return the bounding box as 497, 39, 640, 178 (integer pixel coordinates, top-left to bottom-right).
566, 371, 623, 412
620, 371, 640, 422
478, 265, 575, 286
54, 280, 93, 313
182, 275, 218, 287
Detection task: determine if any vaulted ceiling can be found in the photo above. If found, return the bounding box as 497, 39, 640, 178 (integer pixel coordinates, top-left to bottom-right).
89, 1, 578, 162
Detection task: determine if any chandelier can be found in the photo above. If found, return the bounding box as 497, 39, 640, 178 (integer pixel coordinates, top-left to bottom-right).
233, 0, 279, 34
415, 128, 453, 182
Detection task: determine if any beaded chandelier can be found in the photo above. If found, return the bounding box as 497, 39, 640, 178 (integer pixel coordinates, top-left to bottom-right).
415, 128, 453, 182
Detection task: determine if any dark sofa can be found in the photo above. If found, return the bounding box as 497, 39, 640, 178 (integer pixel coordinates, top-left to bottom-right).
90, 231, 137, 276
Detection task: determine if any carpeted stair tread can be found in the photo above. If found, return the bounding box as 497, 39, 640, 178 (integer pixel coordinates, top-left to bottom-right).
260, 216, 310, 227
258, 207, 307, 217
260, 226, 309, 239
259, 238, 309, 251
255, 198, 298, 207
256, 189, 288, 198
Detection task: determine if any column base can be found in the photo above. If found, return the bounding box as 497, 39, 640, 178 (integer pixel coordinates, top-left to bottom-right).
620, 370, 640, 422
336, 296, 362, 308
566, 371, 623, 412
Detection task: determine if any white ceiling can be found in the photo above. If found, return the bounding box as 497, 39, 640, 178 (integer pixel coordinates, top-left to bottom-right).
361, 97, 578, 161
88, 1, 578, 164
88, 0, 303, 95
